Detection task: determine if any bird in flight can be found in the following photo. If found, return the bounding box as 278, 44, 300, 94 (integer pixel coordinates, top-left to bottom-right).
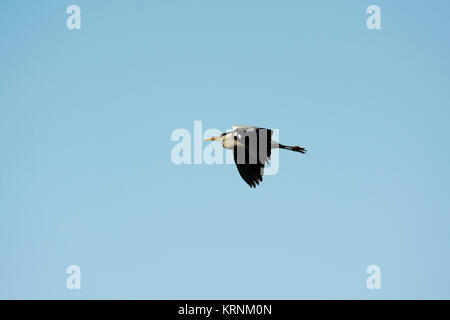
204, 125, 306, 188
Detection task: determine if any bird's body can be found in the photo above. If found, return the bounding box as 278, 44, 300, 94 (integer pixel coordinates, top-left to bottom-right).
204, 125, 306, 188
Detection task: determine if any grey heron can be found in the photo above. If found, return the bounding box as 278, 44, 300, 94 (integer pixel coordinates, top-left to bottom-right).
204, 125, 306, 188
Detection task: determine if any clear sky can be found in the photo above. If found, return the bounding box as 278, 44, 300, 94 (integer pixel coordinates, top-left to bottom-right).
1, 0, 450, 299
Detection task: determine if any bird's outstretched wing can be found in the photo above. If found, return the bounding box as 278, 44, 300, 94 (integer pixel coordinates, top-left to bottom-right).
232, 127, 273, 188
232, 125, 258, 131
233, 154, 264, 188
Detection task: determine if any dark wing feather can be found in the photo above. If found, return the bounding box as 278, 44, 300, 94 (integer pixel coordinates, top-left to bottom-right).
257, 128, 272, 164
232, 127, 273, 188
233, 152, 264, 188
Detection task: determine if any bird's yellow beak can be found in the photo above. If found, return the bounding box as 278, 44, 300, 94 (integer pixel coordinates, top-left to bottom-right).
204, 136, 217, 141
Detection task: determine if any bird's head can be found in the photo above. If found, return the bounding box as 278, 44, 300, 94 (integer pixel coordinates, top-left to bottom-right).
204, 132, 227, 142
204, 132, 234, 148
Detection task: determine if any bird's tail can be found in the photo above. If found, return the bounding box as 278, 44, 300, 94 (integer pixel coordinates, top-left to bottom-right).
279, 144, 307, 154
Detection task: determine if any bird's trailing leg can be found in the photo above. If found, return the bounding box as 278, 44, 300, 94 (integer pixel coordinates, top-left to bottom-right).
278, 144, 307, 154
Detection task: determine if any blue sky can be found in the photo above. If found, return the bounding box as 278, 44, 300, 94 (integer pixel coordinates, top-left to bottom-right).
1, 0, 450, 299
